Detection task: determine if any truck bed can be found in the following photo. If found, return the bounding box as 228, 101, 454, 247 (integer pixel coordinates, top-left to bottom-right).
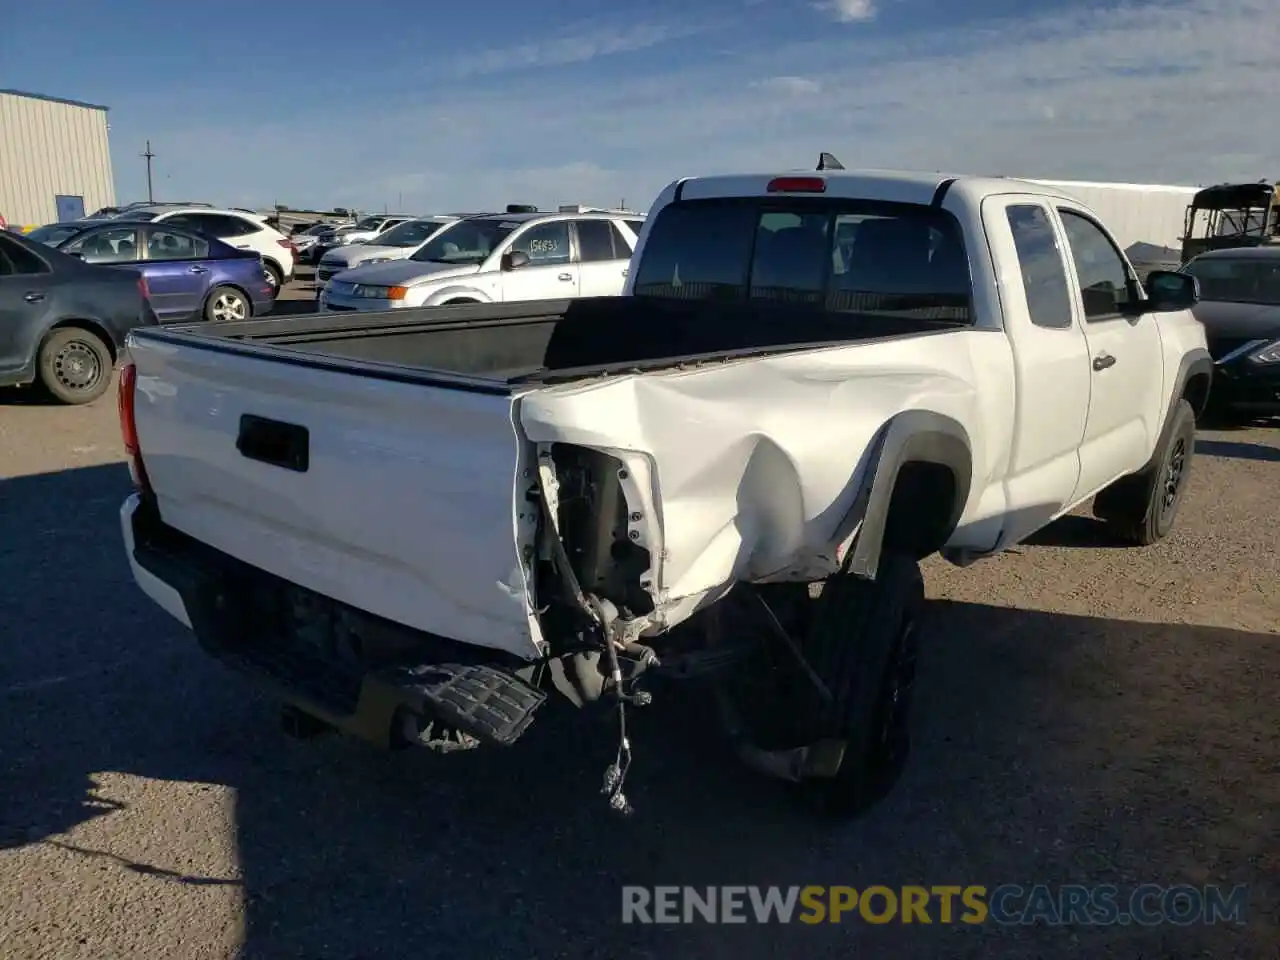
123, 293, 974, 663
144, 295, 971, 390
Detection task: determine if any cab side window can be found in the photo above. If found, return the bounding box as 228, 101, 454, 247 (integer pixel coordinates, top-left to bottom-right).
1006, 204, 1074, 329
509, 221, 571, 266
1058, 209, 1135, 320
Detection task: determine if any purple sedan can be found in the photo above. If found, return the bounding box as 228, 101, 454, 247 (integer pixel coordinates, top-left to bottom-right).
31, 219, 277, 323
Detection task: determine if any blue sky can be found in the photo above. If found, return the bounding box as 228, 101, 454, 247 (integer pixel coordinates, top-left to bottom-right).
2, 0, 1275, 214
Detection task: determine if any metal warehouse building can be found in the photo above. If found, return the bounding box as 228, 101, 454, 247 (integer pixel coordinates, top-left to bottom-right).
0, 88, 117, 231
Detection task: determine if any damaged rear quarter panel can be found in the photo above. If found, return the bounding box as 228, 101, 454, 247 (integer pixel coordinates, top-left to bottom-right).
517, 330, 995, 628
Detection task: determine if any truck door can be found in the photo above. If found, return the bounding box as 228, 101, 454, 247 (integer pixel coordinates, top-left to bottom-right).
1054, 205, 1165, 504
498, 220, 580, 302
980, 195, 1091, 546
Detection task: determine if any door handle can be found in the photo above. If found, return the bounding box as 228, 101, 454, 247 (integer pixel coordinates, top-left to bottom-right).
188, 265, 209, 274
1093, 353, 1116, 371
621, 268, 629, 277
23, 292, 45, 303
558, 272, 573, 281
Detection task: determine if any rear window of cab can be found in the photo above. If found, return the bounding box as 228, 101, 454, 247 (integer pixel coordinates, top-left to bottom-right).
631, 198, 973, 323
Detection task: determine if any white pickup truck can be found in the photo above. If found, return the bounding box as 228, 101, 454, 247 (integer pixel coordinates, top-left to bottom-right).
118, 162, 1213, 818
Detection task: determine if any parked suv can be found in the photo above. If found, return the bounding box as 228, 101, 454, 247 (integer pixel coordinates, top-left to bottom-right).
318, 209, 645, 312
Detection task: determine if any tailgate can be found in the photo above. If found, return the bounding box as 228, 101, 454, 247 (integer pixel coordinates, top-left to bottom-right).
127, 335, 542, 660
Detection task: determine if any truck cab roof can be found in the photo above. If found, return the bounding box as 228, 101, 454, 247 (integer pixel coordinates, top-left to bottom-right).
665, 168, 1110, 209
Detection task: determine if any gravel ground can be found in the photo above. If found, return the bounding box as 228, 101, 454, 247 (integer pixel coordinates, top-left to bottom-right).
1, 299, 1277, 959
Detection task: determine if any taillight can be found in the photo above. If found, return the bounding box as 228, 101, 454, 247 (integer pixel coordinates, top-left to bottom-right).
117, 362, 152, 495
278, 238, 298, 253
137, 275, 150, 299
766, 176, 827, 193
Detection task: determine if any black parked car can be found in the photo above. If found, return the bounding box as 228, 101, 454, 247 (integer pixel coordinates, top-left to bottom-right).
0, 229, 158, 404
1182, 247, 1280, 421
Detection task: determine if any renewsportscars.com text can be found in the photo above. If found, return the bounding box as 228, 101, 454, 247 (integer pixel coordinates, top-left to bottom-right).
621, 884, 1249, 926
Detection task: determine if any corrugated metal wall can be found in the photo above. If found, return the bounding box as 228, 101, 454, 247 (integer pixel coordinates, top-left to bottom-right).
0, 91, 117, 229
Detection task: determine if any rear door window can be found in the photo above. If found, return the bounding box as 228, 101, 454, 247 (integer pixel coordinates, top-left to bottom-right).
146, 227, 210, 260
632, 198, 972, 321
1006, 204, 1074, 329
0, 236, 51, 275
574, 219, 618, 262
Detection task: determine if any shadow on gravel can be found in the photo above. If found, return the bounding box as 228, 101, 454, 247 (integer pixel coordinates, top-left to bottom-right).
1021, 514, 1128, 549
267, 298, 318, 317
0, 386, 54, 406
1195, 439, 1280, 463
1, 464, 1276, 960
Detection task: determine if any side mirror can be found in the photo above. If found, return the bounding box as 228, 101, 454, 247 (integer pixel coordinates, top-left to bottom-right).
502, 250, 530, 271
1144, 270, 1199, 312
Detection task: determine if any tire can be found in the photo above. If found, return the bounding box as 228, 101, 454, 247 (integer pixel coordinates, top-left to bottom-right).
1095, 398, 1196, 546
799, 553, 925, 817
37, 327, 114, 405
262, 259, 284, 291
204, 285, 251, 322
442, 298, 479, 305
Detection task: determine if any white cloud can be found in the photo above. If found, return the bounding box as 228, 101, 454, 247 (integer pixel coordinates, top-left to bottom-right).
451, 22, 704, 76
124, 0, 1280, 215
815, 0, 877, 23
755, 75, 823, 95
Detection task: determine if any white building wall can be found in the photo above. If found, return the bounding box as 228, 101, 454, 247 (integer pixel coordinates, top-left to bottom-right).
1021, 178, 1199, 252
0, 90, 117, 230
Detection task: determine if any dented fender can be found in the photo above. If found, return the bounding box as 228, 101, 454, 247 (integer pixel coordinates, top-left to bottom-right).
517, 332, 991, 634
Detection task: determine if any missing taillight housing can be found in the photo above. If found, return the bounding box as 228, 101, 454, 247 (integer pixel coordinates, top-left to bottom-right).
117, 362, 152, 495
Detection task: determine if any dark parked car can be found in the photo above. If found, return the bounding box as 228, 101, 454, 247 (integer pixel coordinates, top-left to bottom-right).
1182, 246, 1280, 420
0, 229, 158, 404
47, 220, 276, 324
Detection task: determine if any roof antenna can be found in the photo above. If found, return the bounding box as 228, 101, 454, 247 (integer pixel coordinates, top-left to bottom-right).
817, 151, 845, 171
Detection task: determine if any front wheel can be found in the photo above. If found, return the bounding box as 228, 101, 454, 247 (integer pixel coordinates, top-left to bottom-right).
1094, 398, 1196, 545
38, 327, 114, 405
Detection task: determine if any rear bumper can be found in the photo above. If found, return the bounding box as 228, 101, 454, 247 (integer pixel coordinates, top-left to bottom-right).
120, 493, 539, 749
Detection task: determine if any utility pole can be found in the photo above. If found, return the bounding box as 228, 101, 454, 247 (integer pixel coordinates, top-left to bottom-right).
141, 141, 156, 202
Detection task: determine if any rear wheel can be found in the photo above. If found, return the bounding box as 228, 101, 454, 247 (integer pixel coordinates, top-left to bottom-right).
800, 554, 925, 817
262, 259, 284, 291
205, 285, 251, 322
38, 327, 113, 405
714, 554, 925, 819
